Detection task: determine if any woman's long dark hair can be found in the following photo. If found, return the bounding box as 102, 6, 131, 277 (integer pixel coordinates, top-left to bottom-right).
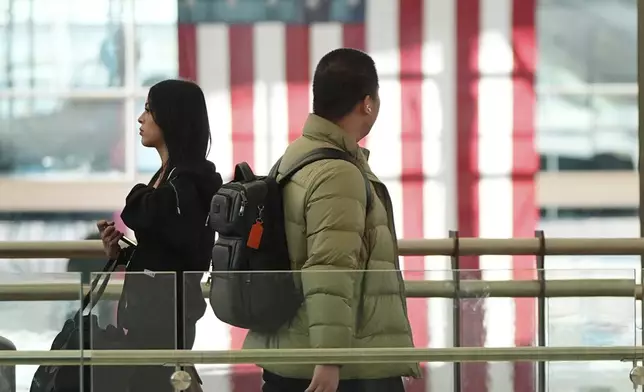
147, 79, 212, 166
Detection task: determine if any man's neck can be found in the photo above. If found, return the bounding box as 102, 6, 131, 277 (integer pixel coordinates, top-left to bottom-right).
334, 118, 361, 144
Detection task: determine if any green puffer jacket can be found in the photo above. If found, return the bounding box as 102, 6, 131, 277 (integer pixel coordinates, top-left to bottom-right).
243, 114, 421, 380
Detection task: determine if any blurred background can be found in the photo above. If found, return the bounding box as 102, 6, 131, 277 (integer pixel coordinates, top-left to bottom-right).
0, 0, 637, 257
0, 1, 639, 391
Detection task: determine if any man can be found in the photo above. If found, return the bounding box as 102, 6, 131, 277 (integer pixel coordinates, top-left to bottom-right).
244, 48, 420, 392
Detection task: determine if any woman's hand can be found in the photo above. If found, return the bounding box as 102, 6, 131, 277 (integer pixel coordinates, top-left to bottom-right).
97, 220, 123, 260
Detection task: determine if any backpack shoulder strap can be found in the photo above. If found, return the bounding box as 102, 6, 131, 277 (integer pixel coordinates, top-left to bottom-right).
275, 148, 373, 211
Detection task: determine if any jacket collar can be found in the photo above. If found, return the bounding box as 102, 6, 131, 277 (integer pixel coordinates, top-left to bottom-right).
301, 114, 381, 182
360, 147, 370, 160
302, 114, 362, 157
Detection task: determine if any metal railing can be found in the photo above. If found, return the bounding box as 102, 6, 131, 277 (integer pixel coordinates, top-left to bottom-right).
0, 347, 641, 365
4, 235, 644, 258
1, 232, 644, 391
0, 278, 639, 301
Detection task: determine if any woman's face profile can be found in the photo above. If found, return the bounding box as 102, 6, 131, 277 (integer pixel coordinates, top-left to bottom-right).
137, 101, 164, 148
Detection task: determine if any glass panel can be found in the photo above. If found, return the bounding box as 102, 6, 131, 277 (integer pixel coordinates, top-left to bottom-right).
456, 265, 538, 392
423, 260, 456, 392
537, 0, 637, 175
546, 268, 637, 392
539, 222, 639, 389
592, 94, 638, 130
186, 270, 259, 390
0, 98, 126, 176
188, 269, 431, 391
0, 271, 83, 392
1, 0, 127, 89
90, 271, 176, 392
0, 214, 106, 391
183, 267, 638, 390
135, 13, 178, 86
537, 0, 636, 86
537, 92, 637, 172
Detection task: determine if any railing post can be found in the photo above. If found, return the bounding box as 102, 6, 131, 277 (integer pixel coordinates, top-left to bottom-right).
0, 336, 16, 392
450, 230, 461, 392
535, 230, 546, 392
638, 0, 644, 386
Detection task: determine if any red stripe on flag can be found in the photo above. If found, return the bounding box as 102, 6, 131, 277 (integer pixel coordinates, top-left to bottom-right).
456, 1, 487, 392
342, 24, 365, 51
342, 24, 369, 148
512, 1, 538, 391
230, 26, 256, 173
399, 1, 429, 392
178, 23, 197, 81
228, 25, 261, 392
342, 24, 366, 146
286, 26, 311, 143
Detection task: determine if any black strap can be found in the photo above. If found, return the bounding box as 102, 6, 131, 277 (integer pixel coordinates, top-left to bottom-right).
270, 148, 373, 211
79, 247, 131, 316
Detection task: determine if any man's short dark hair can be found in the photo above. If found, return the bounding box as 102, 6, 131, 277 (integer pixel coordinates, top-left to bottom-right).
312, 48, 379, 122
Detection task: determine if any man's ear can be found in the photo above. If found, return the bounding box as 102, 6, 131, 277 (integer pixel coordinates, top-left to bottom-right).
362, 95, 374, 115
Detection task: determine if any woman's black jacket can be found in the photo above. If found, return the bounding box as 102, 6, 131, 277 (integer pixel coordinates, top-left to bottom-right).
116, 160, 222, 348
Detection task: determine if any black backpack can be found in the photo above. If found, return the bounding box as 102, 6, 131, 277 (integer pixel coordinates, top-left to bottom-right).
208, 148, 372, 333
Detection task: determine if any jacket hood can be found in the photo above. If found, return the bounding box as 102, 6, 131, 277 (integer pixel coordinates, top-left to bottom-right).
169, 160, 223, 211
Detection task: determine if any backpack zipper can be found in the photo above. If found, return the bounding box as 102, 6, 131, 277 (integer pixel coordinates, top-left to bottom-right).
239, 191, 248, 216
225, 183, 248, 216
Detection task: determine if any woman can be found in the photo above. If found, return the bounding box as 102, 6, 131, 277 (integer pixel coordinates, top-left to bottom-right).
97, 79, 222, 391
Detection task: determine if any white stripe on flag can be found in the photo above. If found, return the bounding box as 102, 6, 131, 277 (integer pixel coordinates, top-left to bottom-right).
254, 23, 288, 174
365, 0, 404, 267
195, 23, 233, 392
199, 24, 234, 183
478, 0, 515, 391
309, 23, 345, 110
423, 0, 456, 391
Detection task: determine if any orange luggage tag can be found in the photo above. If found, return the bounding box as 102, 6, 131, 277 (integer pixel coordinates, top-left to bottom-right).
247, 221, 264, 249
247, 206, 265, 249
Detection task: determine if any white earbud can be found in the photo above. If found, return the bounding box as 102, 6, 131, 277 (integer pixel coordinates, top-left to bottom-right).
366, 105, 372, 113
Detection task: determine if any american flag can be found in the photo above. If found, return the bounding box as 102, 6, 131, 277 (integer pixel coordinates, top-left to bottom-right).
178, 1, 538, 392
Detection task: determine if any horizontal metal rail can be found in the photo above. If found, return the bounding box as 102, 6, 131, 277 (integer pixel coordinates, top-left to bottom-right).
0, 347, 641, 366
0, 279, 639, 301
4, 238, 644, 259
